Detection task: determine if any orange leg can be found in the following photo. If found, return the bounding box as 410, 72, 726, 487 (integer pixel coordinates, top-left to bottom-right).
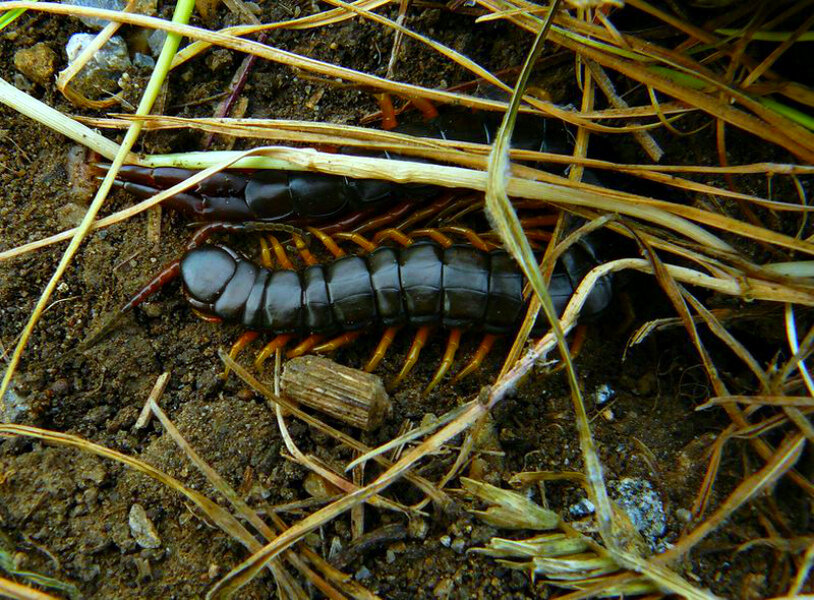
411, 96, 439, 121
332, 232, 377, 253
390, 325, 433, 390
287, 334, 325, 358
424, 328, 462, 395
390, 193, 456, 232
548, 325, 588, 374
313, 331, 363, 353
410, 229, 454, 248
191, 308, 223, 323
223, 331, 259, 378
376, 93, 398, 131
452, 333, 499, 383
372, 228, 413, 247
258, 236, 273, 268
440, 226, 493, 251
306, 226, 346, 258
254, 333, 295, 369
365, 326, 401, 372
292, 233, 317, 266
268, 235, 295, 270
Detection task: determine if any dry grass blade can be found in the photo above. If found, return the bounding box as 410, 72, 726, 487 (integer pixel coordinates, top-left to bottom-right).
0, 577, 59, 600
661, 433, 806, 562
145, 393, 351, 600
220, 350, 450, 510
0, 77, 125, 159
0, 424, 256, 546
699, 396, 814, 409
206, 394, 490, 599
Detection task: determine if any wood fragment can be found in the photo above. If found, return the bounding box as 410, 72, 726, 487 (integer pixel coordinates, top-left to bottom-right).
281, 356, 391, 431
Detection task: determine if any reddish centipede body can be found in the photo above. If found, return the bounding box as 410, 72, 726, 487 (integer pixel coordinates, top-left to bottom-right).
107, 110, 571, 228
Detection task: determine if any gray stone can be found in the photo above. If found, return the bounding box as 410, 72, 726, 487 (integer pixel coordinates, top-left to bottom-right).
63, 0, 156, 30
65, 34, 131, 100
610, 478, 666, 550
129, 503, 161, 549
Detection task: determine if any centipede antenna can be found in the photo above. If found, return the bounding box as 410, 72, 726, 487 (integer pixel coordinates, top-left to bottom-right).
424, 328, 462, 395
122, 259, 181, 313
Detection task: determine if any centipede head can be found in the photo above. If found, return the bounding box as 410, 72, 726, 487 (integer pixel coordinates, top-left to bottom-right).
180, 245, 239, 309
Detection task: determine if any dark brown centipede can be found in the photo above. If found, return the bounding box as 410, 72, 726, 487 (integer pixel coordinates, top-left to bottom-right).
134, 228, 612, 391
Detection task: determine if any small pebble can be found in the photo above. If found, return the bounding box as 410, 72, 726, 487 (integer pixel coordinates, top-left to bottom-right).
595, 383, 614, 405
133, 53, 156, 70
450, 538, 467, 554
407, 517, 428, 540
354, 566, 371, 581
0, 384, 31, 424
129, 504, 161, 549
14, 43, 57, 86
675, 508, 693, 523
569, 497, 596, 518
439, 534, 451, 548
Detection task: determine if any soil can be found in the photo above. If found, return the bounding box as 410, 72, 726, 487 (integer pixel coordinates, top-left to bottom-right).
0, 3, 812, 600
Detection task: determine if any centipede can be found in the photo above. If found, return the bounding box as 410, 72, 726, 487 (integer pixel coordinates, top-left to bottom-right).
107, 108, 571, 230
125, 225, 613, 393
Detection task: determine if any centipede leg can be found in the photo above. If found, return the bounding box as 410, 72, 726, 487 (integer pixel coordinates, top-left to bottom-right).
292, 233, 318, 266
287, 334, 325, 358
372, 228, 413, 247
452, 333, 499, 383
223, 331, 259, 378
306, 227, 346, 258
378, 194, 451, 232
410, 229, 454, 248
258, 236, 273, 268
313, 331, 364, 353
390, 325, 433, 390
440, 226, 494, 251
424, 328, 462, 395
377, 93, 398, 130
254, 334, 296, 369
365, 326, 401, 372
268, 235, 295, 270
332, 232, 376, 253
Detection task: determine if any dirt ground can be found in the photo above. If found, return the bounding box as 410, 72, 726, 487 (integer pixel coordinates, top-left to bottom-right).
0, 2, 812, 599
